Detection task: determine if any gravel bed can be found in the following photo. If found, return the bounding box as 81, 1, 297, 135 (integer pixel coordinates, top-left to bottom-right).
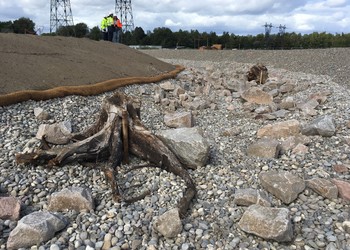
1, 49, 350, 249
144, 48, 350, 85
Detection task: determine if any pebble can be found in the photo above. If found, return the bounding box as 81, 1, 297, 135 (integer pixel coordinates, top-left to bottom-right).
1, 52, 350, 249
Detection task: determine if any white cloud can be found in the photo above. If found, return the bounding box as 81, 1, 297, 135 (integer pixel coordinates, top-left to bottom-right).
325, 0, 347, 7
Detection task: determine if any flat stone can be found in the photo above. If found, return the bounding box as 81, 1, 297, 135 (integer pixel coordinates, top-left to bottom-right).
257, 119, 300, 139
306, 178, 338, 200
238, 204, 293, 242
259, 171, 305, 204
0, 196, 21, 220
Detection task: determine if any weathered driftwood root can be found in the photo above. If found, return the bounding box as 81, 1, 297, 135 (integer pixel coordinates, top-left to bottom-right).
246, 63, 268, 84
16, 91, 196, 218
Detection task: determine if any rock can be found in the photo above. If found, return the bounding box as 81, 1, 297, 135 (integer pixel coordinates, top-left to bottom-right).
247, 138, 281, 158
33, 107, 50, 120
160, 81, 175, 91
102, 233, 112, 250
182, 99, 209, 110
343, 221, 350, 234
153, 208, 182, 238
291, 143, 309, 155
225, 79, 250, 93
164, 111, 194, 128
161, 98, 170, 106
279, 83, 295, 93
333, 164, 349, 174
257, 119, 300, 139
0, 196, 21, 220
278, 96, 296, 110
173, 86, 186, 97
241, 87, 273, 104
280, 135, 311, 154
221, 127, 241, 137
306, 178, 338, 200
7, 211, 67, 250
301, 115, 336, 137
48, 187, 94, 212
297, 99, 319, 116
259, 171, 305, 204
271, 109, 290, 118
36, 120, 72, 144
238, 204, 293, 242
157, 127, 210, 168
309, 91, 329, 104
234, 188, 271, 207
269, 88, 280, 97
254, 105, 272, 114
331, 179, 350, 201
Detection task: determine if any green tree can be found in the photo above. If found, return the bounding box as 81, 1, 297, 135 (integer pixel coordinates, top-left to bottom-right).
56, 25, 75, 36
150, 27, 176, 48
88, 26, 101, 41
13, 17, 35, 34
0, 21, 13, 33
174, 29, 192, 48
75, 22, 89, 38
133, 26, 146, 44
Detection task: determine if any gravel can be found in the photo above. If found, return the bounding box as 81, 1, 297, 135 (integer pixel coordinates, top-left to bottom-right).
144, 48, 350, 85
1, 48, 350, 249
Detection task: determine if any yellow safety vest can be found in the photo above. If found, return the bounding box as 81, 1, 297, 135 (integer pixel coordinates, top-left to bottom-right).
100, 17, 107, 30
106, 16, 114, 26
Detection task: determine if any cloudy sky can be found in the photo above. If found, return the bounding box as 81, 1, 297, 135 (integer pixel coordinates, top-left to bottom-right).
0, 0, 349, 35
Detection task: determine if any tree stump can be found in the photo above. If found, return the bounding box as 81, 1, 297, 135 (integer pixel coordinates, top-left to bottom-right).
16, 91, 196, 218
246, 63, 269, 84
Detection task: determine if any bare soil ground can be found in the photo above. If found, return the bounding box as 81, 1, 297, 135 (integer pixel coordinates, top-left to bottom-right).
0, 34, 175, 95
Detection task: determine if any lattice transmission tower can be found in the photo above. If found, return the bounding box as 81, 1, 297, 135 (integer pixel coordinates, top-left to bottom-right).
263, 22, 273, 37
50, 0, 74, 33
278, 24, 287, 35
115, 0, 134, 32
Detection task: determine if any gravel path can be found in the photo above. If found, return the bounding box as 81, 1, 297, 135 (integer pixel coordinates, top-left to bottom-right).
1, 49, 350, 249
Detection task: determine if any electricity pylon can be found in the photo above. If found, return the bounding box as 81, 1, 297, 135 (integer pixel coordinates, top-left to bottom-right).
278, 24, 287, 35
115, 0, 134, 32
50, 0, 74, 33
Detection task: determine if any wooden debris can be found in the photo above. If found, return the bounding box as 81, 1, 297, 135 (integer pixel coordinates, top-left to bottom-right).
15, 91, 196, 218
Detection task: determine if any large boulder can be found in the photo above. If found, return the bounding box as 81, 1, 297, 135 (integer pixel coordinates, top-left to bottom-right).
301, 115, 336, 137
238, 204, 293, 242
36, 120, 72, 144
234, 188, 271, 207
48, 187, 94, 212
257, 119, 300, 139
164, 111, 194, 128
247, 138, 281, 158
241, 87, 273, 105
306, 178, 338, 200
332, 179, 350, 201
153, 208, 182, 238
7, 211, 67, 250
259, 171, 305, 204
157, 127, 210, 168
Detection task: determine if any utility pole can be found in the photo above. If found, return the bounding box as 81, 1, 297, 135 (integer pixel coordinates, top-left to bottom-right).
50, 0, 74, 33
115, 0, 135, 32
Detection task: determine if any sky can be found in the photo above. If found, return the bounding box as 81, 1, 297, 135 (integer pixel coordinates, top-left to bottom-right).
0, 0, 350, 35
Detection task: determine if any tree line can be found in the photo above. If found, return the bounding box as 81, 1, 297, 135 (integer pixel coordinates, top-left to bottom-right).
1, 17, 350, 49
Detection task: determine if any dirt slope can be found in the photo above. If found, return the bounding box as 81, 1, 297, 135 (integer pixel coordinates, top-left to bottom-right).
0, 33, 175, 95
